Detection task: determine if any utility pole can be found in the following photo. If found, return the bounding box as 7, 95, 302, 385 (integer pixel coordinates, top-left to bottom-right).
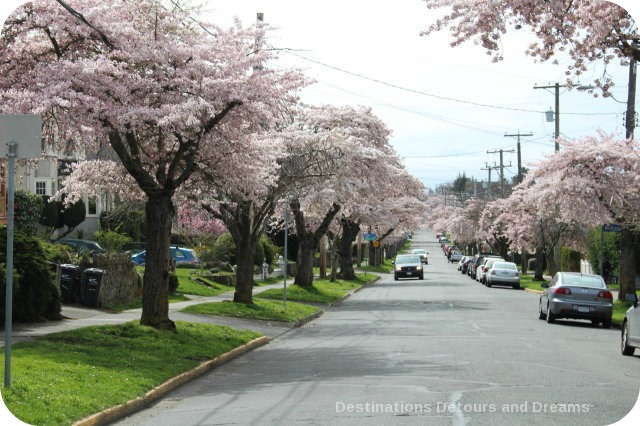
487, 149, 513, 197
534, 83, 564, 151
626, 57, 637, 139
481, 163, 494, 199
504, 132, 532, 184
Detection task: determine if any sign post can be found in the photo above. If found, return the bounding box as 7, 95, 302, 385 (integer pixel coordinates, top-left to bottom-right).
1, 114, 42, 389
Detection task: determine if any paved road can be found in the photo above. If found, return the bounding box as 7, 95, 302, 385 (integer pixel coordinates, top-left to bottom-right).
116, 230, 640, 425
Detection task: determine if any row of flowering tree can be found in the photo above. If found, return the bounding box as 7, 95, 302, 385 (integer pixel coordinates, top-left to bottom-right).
429, 132, 640, 302
0, 0, 426, 328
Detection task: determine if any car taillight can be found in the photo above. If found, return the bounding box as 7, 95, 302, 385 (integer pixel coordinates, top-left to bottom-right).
483, 267, 488, 272
597, 290, 613, 299
553, 287, 572, 295
515, 272, 520, 277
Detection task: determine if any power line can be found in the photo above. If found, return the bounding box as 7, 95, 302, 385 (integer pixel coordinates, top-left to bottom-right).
281, 50, 620, 116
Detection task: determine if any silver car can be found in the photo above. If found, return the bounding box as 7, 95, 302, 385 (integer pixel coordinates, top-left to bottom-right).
538, 272, 613, 328
410, 248, 429, 264
622, 293, 640, 356
476, 257, 502, 284
485, 261, 521, 289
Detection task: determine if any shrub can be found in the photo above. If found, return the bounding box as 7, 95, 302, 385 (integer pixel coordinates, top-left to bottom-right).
94, 229, 133, 253
560, 246, 582, 272
0, 230, 61, 323
261, 237, 276, 266
168, 273, 179, 294
212, 232, 236, 264
15, 190, 44, 236
39, 196, 60, 228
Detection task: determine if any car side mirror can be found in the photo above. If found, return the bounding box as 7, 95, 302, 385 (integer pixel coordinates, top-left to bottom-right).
626, 293, 638, 307
541, 283, 549, 289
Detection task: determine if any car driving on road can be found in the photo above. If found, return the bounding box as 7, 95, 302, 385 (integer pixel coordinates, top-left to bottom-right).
410, 248, 429, 264
538, 272, 613, 328
393, 254, 424, 281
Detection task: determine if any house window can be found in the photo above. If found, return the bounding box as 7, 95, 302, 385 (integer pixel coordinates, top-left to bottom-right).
35, 181, 47, 195
50, 181, 57, 196
88, 197, 97, 215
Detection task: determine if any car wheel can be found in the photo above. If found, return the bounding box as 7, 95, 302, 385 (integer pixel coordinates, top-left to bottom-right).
512, 284, 520, 290
602, 319, 612, 329
538, 301, 547, 320
622, 321, 636, 356
394, 274, 398, 281
546, 303, 556, 324
419, 274, 424, 280
486, 280, 492, 288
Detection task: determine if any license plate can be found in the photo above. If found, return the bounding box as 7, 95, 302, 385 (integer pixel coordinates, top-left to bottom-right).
406, 272, 412, 276
577, 306, 590, 313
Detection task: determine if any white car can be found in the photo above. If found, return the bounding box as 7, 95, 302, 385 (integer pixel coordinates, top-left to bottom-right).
622, 293, 640, 356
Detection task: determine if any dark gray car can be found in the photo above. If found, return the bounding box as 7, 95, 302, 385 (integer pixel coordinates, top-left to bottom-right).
393, 254, 424, 281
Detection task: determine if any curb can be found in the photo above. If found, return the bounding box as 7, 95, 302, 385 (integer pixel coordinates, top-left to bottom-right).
72, 335, 270, 426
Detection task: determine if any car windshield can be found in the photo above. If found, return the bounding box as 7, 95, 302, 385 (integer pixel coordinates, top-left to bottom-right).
561, 274, 605, 288
396, 255, 421, 263
412, 249, 427, 254
493, 262, 517, 270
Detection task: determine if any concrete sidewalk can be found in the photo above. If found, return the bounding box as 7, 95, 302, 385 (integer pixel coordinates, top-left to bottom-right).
0, 280, 298, 347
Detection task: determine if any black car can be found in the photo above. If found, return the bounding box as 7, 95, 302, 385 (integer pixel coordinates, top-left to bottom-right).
393, 254, 424, 280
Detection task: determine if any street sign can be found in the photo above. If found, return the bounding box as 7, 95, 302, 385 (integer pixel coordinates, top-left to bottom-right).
0, 114, 42, 158
603, 223, 621, 233
363, 233, 377, 241
372, 240, 380, 248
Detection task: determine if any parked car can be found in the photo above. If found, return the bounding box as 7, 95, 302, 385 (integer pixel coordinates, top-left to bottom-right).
470, 254, 501, 280
57, 238, 106, 254
460, 257, 474, 274
622, 293, 640, 356
411, 248, 429, 264
485, 261, 521, 289
538, 272, 613, 328
476, 257, 503, 284
131, 246, 200, 266
449, 250, 463, 263
392, 254, 424, 280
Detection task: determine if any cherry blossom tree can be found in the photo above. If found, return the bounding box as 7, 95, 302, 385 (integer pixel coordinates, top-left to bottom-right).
422, 0, 639, 94
516, 133, 640, 299
0, 0, 305, 329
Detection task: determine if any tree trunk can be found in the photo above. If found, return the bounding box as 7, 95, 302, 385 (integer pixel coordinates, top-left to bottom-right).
619, 227, 636, 301
337, 219, 360, 280
520, 250, 528, 275
295, 236, 316, 289
140, 194, 176, 331
534, 246, 545, 281
290, 199, 341, 289
233, 233, 257, 304
545, 243, 559, 277
319, 235, 327, 279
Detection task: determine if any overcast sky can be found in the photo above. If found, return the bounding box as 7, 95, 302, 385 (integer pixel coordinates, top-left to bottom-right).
1, 0, 639, 191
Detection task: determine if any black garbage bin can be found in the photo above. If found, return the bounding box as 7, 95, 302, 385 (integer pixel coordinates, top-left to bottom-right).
60, 264, 81, 304
81, 268, 106, 308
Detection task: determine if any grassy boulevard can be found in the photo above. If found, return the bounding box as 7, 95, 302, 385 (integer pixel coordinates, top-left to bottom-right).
0, 271, 377, 425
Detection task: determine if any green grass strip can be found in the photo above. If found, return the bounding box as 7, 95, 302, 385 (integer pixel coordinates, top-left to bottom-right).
1, 322, 262, 426
257, 278, 362, 304
181, 298, 319, 323
519, 274, 550, 292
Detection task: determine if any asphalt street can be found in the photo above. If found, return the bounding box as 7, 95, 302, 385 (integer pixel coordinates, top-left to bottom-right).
115, 230, 640, 426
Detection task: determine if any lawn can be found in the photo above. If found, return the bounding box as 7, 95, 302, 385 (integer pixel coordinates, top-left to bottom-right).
181, 298, 319, 323
519, 274, 549, 292
613, 300, 634, 326
0, 322, 262, 426
256, 276, 367, 304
